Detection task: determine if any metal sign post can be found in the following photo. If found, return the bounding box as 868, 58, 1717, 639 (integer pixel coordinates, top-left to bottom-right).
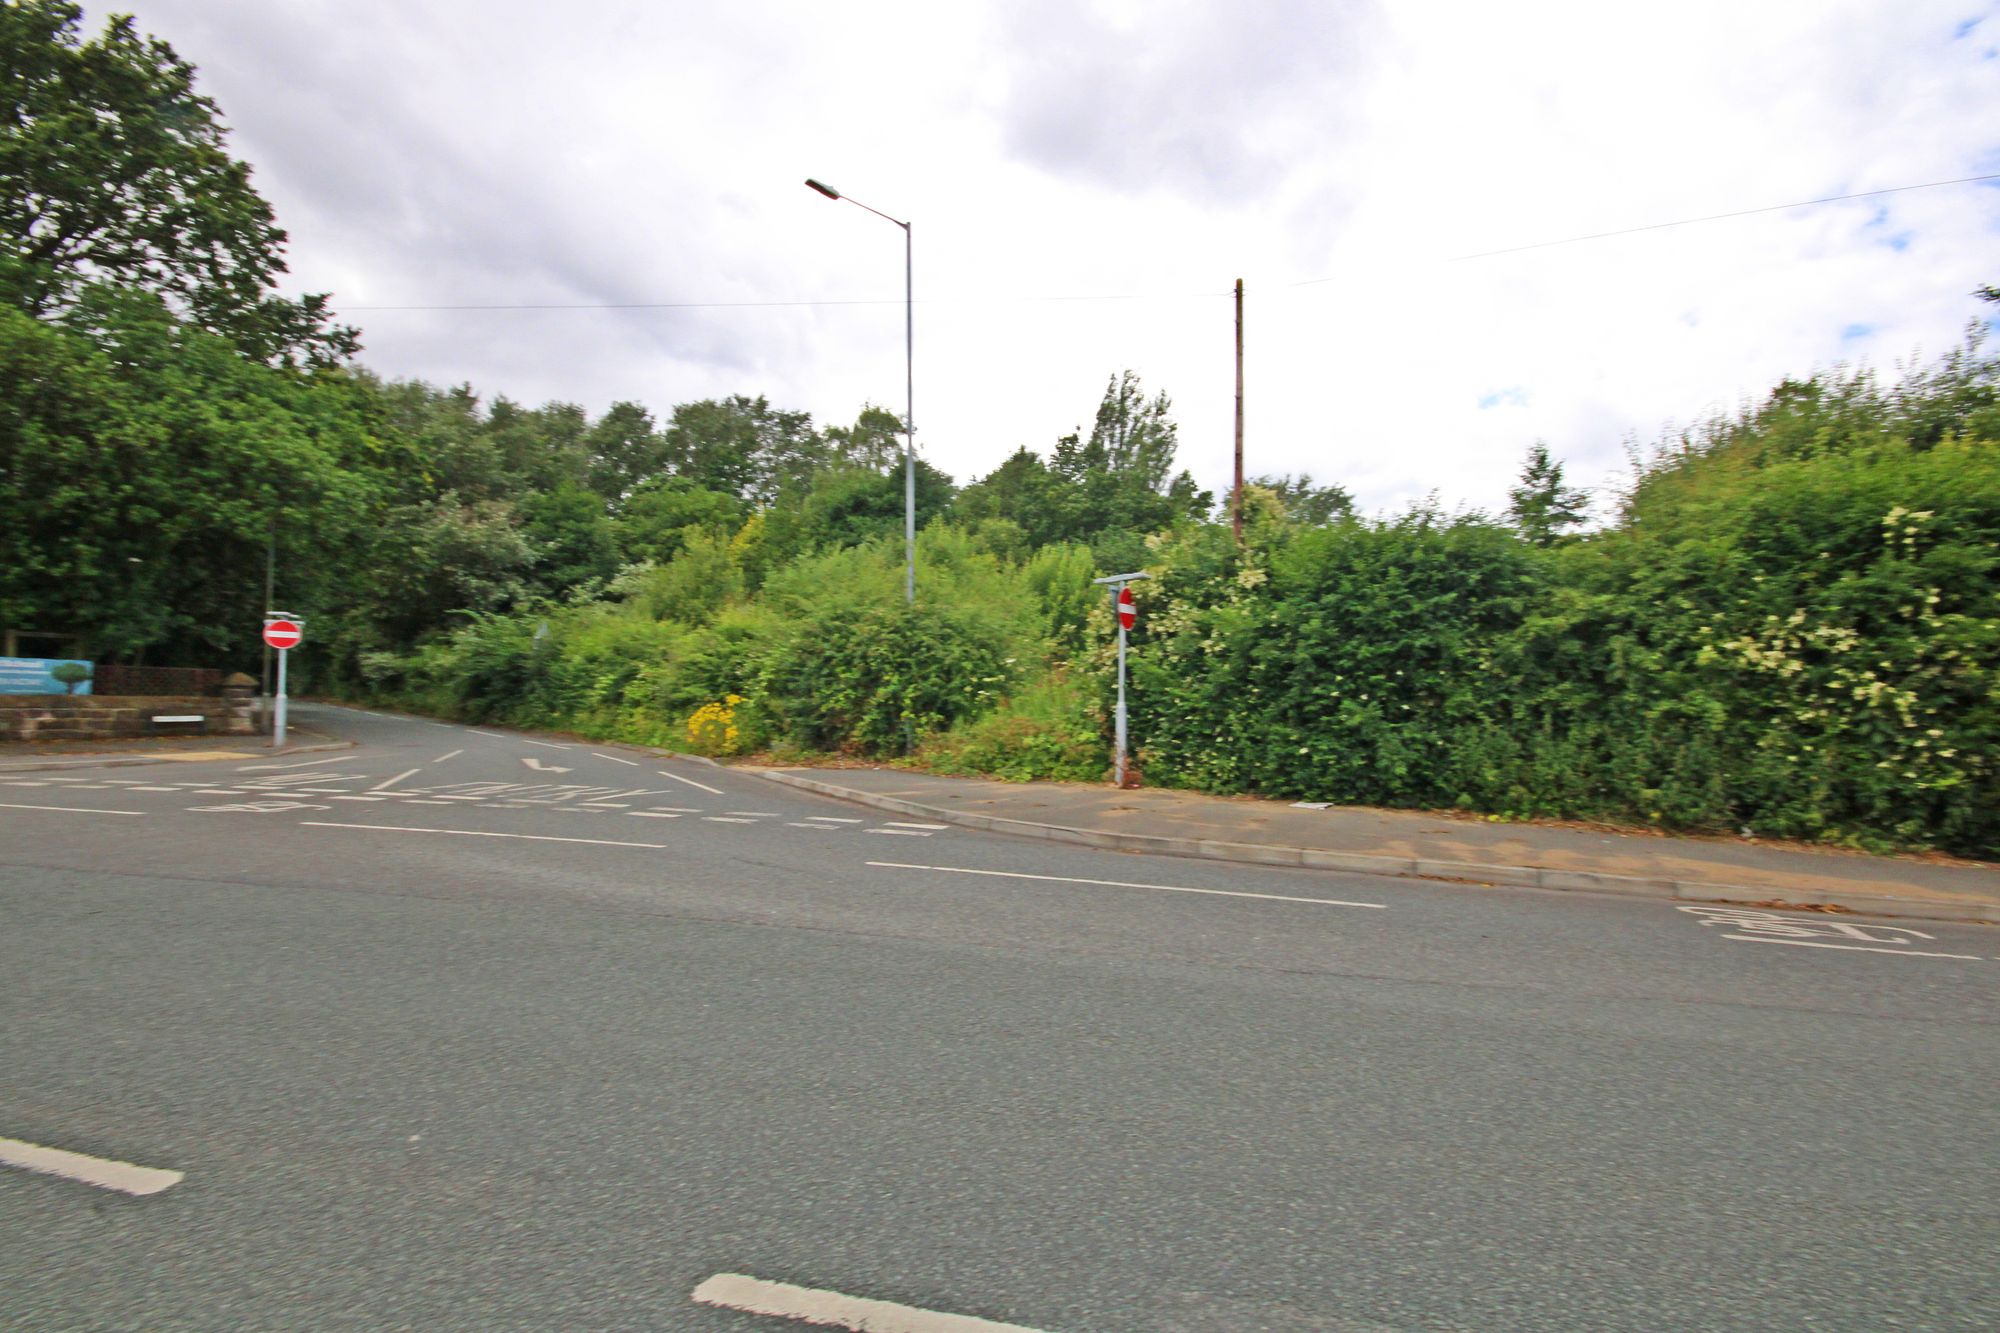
1092, 572, 1149, 788
262, 615, 303, 748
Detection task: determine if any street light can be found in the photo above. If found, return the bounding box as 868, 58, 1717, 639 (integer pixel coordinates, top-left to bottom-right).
805, 177, 915, 604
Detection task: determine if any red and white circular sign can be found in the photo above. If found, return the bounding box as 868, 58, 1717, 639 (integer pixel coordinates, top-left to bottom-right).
263, 618, 303, 650
1117, 586, 1135, 631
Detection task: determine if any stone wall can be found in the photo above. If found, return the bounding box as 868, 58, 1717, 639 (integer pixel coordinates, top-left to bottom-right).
0, 693, 261, 742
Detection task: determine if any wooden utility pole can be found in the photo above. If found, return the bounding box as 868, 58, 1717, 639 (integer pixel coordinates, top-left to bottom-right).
1232, 278, 1245, 544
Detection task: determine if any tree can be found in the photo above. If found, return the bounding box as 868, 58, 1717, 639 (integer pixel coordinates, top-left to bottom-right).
1507, 442, 1590, 545
663, 395, 824, 503
1249, 473, 1354, 526
584, 400, 667, 502
0, 2, 355, 367
824, 404, 904, 471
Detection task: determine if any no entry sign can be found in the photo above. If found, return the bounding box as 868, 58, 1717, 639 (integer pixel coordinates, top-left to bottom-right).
1117, 585, 1136, 631
263, 618, 302, 651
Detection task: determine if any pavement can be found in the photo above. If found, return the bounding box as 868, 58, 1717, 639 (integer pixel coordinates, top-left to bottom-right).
755, 764, 2000, 925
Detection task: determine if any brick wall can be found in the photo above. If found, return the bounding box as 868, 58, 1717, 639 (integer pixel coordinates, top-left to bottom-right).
0, 693, 261, 741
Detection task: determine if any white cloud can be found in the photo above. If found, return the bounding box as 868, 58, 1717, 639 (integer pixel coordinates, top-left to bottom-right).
83, 0, 2000, 517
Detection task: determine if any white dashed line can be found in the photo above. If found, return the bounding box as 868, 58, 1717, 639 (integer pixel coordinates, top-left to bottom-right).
789, 822, 840, 829
628, 811, 683, 818
520, 738, 571, 750
703, 816, 757, 824
805, 816, 863, 823
884, 822, 949, 830
1720, 935, 1987, 961
0, 1136, 183, 1197
236, 755, 356, 772
128, 786, 180, 792
658, 769, 724, 796
867, 861, 1388, 909
433, 749, 463, 763
2, 781, 49, 786
723, 811, 778, 818
866, 828, 933, 836
691, 1273, 1046, 1333
300, 821, 667, 850
591, 752, 640, 766
645, 806, 703, 814
372, 768, 421, 791
0, 802, 144, 817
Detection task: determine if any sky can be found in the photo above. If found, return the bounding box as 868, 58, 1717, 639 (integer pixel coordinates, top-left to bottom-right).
81, 0, 2000, 519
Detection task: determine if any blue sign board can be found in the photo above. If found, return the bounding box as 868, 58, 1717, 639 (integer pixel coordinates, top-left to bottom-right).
0, 657, 94, 695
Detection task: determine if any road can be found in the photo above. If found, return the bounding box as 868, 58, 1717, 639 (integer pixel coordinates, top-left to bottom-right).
2, 703, 1995, 1331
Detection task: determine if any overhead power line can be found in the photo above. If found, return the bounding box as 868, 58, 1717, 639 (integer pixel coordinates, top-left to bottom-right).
342, 172, 2000, 313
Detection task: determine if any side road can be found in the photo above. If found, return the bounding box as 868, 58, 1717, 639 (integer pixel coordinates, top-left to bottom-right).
754, 766, 2000, 926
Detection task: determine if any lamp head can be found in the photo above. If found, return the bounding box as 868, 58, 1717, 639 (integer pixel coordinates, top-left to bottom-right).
805, 178, 841, 200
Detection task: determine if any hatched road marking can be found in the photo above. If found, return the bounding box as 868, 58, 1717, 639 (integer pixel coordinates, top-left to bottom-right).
691, 1273, 1050, 1333
659, 769, 724, 796
869, 861, 1387, 909
0, 1136, 183, 1197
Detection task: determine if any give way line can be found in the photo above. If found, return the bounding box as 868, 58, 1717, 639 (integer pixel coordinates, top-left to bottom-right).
0, 1135, 183, 1197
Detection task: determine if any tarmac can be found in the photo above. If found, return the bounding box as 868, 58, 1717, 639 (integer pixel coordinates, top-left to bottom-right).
753, 765, 2000, 926
3, 713, 1993, 926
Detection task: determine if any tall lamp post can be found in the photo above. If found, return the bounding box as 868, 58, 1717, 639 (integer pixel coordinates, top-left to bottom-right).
805, 177, 915, 604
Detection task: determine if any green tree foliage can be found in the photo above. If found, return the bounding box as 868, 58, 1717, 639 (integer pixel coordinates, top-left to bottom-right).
663, 394, 824, 503
1248, 473, 1354, 527
0, 1, 354, 367
1507, 442, 1590, 545
0, 290, 377, 662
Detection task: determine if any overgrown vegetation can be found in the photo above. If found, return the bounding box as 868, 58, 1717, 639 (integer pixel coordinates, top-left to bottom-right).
5, 2, 1997, 855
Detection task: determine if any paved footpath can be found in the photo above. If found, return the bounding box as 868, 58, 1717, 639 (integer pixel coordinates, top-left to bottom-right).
756, 765, 2000, 925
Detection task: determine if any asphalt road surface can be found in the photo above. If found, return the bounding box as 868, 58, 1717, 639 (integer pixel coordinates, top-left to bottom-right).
3, 704, 1996, 1332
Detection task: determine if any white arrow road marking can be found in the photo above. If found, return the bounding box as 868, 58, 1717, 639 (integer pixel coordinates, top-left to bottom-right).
868, 861, 1387, 909
657, 769, 723, 796
0, 1136, 183, 1197
521, 757, 572, 773
691, 1274, 1050, 1333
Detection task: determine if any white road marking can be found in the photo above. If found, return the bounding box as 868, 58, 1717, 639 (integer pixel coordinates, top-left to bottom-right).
39, 776, 85, 782
1720, 935, 1987, 961
236, 755, 355, 771
129, 786, 180, 792
520, 738, 571, 750
659, 769, 724, 796
789, 821, 840, 829
371, 768, 421, 791
884, 822, 950, 830
301, 821, 666, 850
0, 801, 144, 817
433, 749, 464, 763
67, 783, 112, 789
867, 828, 934, 836
691, 1273, 1046, 1333
591, 752, 640, 766
2, 780, 49, 786
579, 803, 630, 809
403, 799, 453, 805
703, 816, 757, 824
190, 789, 246, 796
646, 806, 703, 813
805, 816, 863, 823
331, 795, 387, 802
521, 757, 572, 773
0, 1136, 183, 1197
868, 861, 1388, 910
628, 811, 683, 818
724, 811, 779, 817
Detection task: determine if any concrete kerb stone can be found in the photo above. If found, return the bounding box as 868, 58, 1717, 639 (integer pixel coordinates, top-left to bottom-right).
747, 767, 1996, 927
